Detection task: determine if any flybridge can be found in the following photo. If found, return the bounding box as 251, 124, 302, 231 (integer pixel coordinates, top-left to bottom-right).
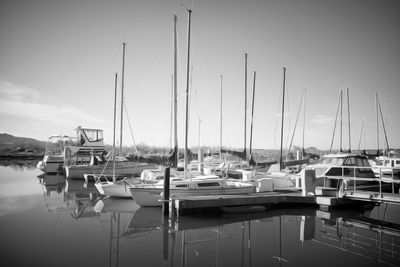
75, 126, 104, 147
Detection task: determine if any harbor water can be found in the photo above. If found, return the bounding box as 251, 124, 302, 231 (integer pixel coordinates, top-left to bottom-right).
1, 161, 400, 267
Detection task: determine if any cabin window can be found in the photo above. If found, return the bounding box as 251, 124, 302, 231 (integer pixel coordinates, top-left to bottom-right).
197, 182, 220, 187
362, 158, 370, 167
82, 129, 104, 142
323, 157, 344, 165
175, 184, 188, 188
396, 160, 400, 165
343, 157, 356, 166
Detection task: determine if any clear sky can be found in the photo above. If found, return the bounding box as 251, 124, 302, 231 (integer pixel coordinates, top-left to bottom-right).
0, 0, 399, 151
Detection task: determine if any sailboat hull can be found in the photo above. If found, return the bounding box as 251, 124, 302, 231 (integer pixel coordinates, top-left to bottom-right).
65, 162, 158, 179
95, 178, 143, 198
130, 181, 256, 207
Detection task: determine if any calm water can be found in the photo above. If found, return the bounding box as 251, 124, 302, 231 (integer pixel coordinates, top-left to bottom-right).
1, 161, 400, 267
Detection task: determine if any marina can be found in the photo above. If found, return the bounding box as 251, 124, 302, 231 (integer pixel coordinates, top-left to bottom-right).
1, 162, 400, 267
1, 1, 400, 267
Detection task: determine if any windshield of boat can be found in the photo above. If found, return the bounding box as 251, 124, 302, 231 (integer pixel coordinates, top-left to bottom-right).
321, 157, 345, 165
82, 129, 103, 142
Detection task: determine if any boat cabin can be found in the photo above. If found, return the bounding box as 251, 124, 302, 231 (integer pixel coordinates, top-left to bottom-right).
321, 153, 375, 178
75, 126, 105, 147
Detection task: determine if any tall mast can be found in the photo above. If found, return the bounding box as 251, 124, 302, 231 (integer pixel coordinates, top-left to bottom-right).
220, 74, 223, 159
184, 9, 192, 178
243, 53, 248, 159
169, 75, 173, 150
340, 89, 343, 152
173, 14, 178, 167
347, 87, 351, 152
279, 67, 286, 171
302, 89, 306, 157
119, 42, 126, 156
112, 73, 118, 181
249, 71, 256, 156
376, 93, 380, 154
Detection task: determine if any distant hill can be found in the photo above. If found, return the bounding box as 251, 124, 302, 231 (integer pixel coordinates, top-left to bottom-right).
0, 133, 46, 158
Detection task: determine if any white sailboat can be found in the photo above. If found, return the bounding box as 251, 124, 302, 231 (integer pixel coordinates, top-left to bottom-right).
130, 10, 256, 206
94, 45, 157, 198
130, 175, 255, 207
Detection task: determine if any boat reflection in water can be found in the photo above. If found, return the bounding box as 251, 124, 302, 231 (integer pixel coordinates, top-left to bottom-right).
95, 203, 399, 267
0, 159, 40, 171
37, 173, 103, 218
35, 171, 400, 267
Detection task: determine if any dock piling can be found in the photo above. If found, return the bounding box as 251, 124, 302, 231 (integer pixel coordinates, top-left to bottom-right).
163, 167, 170, 216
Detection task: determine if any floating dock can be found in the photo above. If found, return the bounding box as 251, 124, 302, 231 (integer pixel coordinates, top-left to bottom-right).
170, 189, 360, 216
160, 169, 400, 216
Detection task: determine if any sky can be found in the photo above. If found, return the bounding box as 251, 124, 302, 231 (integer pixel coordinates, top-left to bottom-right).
0, 0, 399, 151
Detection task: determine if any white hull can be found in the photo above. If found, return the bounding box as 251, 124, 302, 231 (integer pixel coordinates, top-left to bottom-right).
93, 198, 140, 213
95, 178, 143, 198
37, 155, 65, 173
65, 162, 157, 179
130, 181, 256, 207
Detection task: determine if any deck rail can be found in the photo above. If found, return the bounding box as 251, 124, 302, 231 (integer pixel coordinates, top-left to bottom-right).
323, 165, 400, 202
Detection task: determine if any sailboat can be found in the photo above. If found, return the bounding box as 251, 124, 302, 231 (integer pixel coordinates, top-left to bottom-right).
129, 10, 255, 206
244, 67, 298, 191
94, 44, 158, 198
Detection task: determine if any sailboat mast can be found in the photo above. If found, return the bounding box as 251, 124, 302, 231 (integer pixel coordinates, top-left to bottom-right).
302, 89, 306, 157
220, 74, 223, 159
347, 87, 351, 152
173, 14, 178, 168
279, 67, 286, 171
249, 71, 256, 156
113, 73, 118, 181
184, 9, 192, 177
244, 53, 248, 159
340, 89, 343, 152
170, 75, 173, 150
119, 42, 126, 156
376, 93, 380, 154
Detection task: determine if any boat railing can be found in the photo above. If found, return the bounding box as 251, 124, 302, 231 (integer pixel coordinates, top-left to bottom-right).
323, 165, 400, 196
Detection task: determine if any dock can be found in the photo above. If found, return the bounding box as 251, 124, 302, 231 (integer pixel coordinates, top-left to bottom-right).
170, 189, 361, 216
166, 168, 400, 216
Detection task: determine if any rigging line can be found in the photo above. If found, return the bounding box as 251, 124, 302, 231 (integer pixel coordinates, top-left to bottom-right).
378, 96, 390, 152
363, 116, 366, 152
357, 115, 365, 151
329, 90, 342, 153
288, 90, 305, 154
123, 100, 138, 154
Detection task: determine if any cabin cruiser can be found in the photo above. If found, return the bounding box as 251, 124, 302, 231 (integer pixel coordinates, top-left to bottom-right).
63, 126, 157, 179
374, 151, 400, 179
291, 152, 377, 188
